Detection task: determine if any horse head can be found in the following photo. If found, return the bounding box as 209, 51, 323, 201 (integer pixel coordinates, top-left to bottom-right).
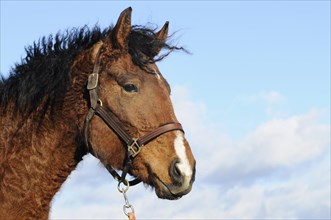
77, 7, 196, 200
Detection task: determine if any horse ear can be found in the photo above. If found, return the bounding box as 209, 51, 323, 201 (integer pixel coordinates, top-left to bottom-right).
156, 21, 169, 43
153, 21, 169, 55
110, 7, 132, 49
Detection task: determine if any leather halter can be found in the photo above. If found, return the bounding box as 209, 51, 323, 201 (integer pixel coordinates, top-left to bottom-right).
83, 47, 184, 186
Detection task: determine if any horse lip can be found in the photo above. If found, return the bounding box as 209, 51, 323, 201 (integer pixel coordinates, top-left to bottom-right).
153, 175, 188, 200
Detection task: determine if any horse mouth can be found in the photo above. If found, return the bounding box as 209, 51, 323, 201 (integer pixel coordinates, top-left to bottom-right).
151, 174, 192, 200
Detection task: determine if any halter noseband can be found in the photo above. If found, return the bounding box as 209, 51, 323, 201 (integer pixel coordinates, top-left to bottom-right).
83, 48, 184, 186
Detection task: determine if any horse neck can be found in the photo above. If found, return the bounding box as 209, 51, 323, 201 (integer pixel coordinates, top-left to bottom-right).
0, 43, 100, 219
0, 77, 88, 220
0, 111, 85, 219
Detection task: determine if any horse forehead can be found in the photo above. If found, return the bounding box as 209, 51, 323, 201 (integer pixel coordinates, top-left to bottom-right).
105, 59, 138, 78
109, 55, 134, 69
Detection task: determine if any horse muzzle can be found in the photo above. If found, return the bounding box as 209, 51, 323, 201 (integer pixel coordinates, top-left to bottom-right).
153, 160, 196, 200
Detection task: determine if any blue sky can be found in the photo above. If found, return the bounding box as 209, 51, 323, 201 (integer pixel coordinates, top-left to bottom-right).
1, 1, 330, 219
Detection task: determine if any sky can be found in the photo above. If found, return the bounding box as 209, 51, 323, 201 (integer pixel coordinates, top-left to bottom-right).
1, 1, 330, 219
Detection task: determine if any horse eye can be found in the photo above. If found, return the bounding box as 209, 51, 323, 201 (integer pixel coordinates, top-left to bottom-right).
123, 84, 138, 93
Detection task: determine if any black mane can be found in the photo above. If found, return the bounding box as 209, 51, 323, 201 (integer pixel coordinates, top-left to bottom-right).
0, 24, 182, 120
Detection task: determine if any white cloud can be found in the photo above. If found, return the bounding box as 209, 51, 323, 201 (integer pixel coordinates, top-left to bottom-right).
50, 86, 330, 219
244, 109, 329, 167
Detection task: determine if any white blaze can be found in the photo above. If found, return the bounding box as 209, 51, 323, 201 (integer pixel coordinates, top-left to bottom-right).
174, 131, 192, 177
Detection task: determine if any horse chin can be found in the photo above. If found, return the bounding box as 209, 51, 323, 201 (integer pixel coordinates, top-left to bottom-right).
151, 175, 190, 200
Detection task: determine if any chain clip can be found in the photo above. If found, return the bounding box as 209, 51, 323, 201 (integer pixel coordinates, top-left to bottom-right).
118, 180, 136, 219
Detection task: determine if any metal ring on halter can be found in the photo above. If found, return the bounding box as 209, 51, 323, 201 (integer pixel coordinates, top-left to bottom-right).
97, 99, 103, 106
118, 179, 130, 193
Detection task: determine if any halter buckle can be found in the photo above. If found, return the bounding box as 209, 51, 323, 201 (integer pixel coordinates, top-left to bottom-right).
128, 138, 142, 158
87, 73, 99, 90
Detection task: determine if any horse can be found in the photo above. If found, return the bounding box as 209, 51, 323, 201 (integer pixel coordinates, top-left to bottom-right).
0, 7, 196, 219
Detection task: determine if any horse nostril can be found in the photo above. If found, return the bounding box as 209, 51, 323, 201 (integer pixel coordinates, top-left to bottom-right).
170, 160, 183, 186
174, 165, 181, 177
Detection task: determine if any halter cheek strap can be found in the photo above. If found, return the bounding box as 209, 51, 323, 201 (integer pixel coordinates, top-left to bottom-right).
83, 48, 184, 186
